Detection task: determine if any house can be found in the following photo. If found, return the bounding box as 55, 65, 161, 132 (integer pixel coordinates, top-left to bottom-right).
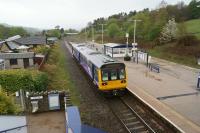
0, 52, 34, 69
14, 36, 47, 48
0, 36, 48, 70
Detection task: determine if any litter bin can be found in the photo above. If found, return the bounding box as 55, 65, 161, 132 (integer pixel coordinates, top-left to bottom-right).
197, 72, 200, 88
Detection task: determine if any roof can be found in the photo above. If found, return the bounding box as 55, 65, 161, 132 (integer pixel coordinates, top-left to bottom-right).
72, 43, 124, 68
0, 59, 4, 62
104, 43, 133, 48
66, 106, 105, 133
0, 52, 34, 59
6, 35, 21, 42
0, 40, 5, 44
14, 36, 46, 45
17, 45, 29, 50
0, 116, 27, 132
6, 41, 19, 50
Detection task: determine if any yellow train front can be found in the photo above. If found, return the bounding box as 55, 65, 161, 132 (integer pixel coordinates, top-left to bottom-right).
97, 63, 127, 95
72, 43, 127, 96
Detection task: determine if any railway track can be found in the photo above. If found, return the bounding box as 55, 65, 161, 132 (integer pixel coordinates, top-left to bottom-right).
108, 91, 179, 133
108, 97, 155, 133
65, 41, 179, 133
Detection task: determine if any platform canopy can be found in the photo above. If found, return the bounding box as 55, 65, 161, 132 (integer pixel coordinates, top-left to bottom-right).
104, 43, 133, 48
103, 43, 133, 58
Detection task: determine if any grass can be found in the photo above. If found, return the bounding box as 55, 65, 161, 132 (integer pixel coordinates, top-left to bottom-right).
184, 19, 200, 39
148, 44, 200, 68
42, 42, 80, 106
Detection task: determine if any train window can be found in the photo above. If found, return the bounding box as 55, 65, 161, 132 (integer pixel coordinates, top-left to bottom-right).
119, 69, 125, 79
111, 70, 117, 80
102, 71, 109, 81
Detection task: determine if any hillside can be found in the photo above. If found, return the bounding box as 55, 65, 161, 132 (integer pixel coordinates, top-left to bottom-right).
185, 19, 200, 39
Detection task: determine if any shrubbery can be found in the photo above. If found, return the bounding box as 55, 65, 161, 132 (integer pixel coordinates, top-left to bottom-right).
0, 92, 21, 114
0, 69, 48, 93
124, 54, 131, 61
177, 35, 199, 46
33, 45, 50, 55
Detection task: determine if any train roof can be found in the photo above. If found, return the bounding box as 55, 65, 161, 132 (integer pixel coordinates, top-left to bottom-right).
72, 43, 124, 68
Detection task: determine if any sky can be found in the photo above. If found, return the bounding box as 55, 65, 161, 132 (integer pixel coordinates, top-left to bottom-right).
0, 0, 191, 30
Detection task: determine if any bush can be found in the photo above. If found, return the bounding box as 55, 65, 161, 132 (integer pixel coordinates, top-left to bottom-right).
0, 69, 48, 93
0, 92, 21, 114
124, 54, 131, 61
33, 45, 50, 54
177, 35, 199, 46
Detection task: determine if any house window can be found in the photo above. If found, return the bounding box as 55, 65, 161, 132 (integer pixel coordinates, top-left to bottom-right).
10, 59, 18, 65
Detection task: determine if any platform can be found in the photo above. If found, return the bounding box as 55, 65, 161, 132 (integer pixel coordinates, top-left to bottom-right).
121, 58, 200, 133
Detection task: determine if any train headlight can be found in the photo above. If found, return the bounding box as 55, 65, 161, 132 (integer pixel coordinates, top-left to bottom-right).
102, 82, 108, 86
121, 80, 126, 83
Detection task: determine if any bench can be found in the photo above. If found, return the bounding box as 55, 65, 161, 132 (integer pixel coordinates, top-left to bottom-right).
149, 63, 160, 73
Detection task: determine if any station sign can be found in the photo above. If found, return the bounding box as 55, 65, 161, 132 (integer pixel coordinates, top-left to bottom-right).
30, 96, 43, 100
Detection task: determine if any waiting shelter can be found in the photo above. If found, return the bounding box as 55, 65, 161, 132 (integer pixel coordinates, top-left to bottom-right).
103, 43, 133, 58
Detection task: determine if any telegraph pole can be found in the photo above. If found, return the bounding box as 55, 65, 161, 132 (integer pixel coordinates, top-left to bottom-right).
92, 25, 95, 42
99, 24, 107, 44
85, 28, 87, 42
133, 19, 142, 44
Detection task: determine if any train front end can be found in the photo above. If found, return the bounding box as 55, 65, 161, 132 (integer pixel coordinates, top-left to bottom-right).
98, 63, 127, 95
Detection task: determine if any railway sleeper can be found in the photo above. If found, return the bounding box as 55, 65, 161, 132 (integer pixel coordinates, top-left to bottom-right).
123, 113, 133, 117
126, 121, 140, 127
129, 125, 147, 132
123, 117, 137, 122
121, 109, 130, 113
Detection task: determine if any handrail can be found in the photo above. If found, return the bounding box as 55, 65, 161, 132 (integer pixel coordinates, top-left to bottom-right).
0, 125, 27, 133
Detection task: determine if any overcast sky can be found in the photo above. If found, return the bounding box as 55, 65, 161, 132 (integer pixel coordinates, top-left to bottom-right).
0, 0, 191, 30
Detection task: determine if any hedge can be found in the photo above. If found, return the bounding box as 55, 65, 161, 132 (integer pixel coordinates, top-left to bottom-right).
0, 69, 48, 93
0, 92, 20, 114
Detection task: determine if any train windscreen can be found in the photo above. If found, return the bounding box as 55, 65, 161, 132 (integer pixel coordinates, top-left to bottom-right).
101, 64, 125, 81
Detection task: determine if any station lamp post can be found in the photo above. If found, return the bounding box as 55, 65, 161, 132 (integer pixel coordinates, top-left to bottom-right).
129, 19, 142, 61
125, 33, 129, 55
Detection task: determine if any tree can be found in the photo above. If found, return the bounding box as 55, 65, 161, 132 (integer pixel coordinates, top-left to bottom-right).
159, 18, 177, 44
55, 25, 60, 30
188, 0, 200, 19
107, 23, 120, 38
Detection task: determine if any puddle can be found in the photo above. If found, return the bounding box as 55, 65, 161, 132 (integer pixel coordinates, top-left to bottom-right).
144, 71, 162, 81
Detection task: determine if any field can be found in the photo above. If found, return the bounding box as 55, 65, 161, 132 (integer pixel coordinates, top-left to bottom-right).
146, 19, 200, 68
184, 19, 200, 39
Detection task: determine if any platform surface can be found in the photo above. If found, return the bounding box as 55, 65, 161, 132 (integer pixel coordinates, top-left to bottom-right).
120, 57, 200, 133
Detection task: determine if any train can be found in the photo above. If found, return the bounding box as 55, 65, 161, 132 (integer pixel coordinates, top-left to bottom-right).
71, 43, 127, 96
